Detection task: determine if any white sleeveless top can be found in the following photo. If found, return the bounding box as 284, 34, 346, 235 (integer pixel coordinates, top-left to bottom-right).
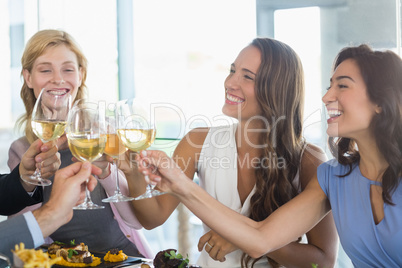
196, 124, 303, 267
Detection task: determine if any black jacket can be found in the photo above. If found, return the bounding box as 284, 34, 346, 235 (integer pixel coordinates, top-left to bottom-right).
0, 164, 43, 215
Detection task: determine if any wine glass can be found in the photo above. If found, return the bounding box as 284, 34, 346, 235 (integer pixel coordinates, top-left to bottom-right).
102, 113, 133, 203
66, 99, 107, 209
21, 88, 71, 186
116, 98, 165, 200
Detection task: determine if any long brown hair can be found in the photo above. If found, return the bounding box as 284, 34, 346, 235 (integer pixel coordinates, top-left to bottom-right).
328, 44, 402, 205
17, 29, 87, 143
241, 38, 306, 267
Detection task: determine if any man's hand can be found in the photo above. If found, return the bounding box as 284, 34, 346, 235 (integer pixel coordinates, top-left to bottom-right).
20, 139, 61, 191
33, 162, 101, 238
71, 154, 112, 180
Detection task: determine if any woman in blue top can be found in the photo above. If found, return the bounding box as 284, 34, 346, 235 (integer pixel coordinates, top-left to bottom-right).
134, 44, 402, 267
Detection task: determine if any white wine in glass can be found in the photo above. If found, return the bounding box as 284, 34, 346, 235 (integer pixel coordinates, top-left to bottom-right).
67, 99, 107, 210
116, 98, 164, 200
22, 88, 71, 186
117, 128, 156, 152
32, 120, 67, 141
68, 134, 107, 162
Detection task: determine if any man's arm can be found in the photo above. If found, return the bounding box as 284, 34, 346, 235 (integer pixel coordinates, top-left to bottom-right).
0, 162, 101, 262
0, 213, 36, 260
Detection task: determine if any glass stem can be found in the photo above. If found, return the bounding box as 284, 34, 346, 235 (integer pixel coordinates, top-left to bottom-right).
146, 175, 153, 192
84, 180, 93, 204
33, 167, 40, 178
34, 161, 43, 178
114, 158, 122, 195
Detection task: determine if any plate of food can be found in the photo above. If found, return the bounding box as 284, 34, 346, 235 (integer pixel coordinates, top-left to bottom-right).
43, 241, 142, 268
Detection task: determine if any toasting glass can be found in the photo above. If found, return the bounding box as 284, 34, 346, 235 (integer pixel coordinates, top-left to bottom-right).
66, 99, 107, 209
21, 88, 71, 186
116, 98, 165, 200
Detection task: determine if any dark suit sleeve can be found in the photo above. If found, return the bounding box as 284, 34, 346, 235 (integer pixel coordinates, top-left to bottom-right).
0, 214, 35, 260
0, 165, 43, 215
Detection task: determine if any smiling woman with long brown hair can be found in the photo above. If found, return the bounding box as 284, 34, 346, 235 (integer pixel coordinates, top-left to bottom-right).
121, 37, 338, 267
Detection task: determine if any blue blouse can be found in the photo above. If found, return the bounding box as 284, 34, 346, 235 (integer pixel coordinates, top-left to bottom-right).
317, 159, 402, 267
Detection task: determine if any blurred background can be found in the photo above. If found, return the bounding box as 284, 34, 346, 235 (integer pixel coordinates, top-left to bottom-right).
0, 0, 400, 266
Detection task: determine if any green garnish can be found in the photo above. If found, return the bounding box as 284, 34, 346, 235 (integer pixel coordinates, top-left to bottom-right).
68, 249, 78, 259
178, 258, 189, 268
164, 251, 189, 268
69, 239, 76, 246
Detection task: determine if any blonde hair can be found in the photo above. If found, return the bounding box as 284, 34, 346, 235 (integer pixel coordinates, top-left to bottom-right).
17, 29, 87, 143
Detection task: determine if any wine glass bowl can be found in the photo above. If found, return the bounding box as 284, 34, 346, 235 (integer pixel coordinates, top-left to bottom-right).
21, 88, 71, 186
66, 99, 107, 209
104, 133, 128, 158
68, 133, 107, 163
117, 115, 156, 152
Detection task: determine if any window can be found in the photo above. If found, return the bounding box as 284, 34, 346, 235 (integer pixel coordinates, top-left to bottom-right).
257, 0, 401, 156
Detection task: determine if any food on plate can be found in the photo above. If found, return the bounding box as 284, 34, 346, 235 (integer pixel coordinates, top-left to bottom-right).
153, 249, 201, 268
141, 264, 151, 268
12, 242, 61, 268
48, 240, 101, 267
103, 248, 128, 262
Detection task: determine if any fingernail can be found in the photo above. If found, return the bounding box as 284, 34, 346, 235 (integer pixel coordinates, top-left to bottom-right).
141, 150, 147, 157
144, 175, 150, 184
83, 162, 90, 169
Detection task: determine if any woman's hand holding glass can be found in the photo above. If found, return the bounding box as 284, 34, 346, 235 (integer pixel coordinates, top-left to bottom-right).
66, 99, 107, 210
136, 150, 190, 195
21, 88, 71, 186
19, 139, 61, 192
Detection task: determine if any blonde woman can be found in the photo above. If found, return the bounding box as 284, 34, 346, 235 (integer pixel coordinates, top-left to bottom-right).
7, 29, 152, 257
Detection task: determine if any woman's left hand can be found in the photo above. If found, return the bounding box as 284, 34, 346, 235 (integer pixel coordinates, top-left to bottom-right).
198, 229, 238, 262
56, 134, 69, 151
90, 154, 112, 179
